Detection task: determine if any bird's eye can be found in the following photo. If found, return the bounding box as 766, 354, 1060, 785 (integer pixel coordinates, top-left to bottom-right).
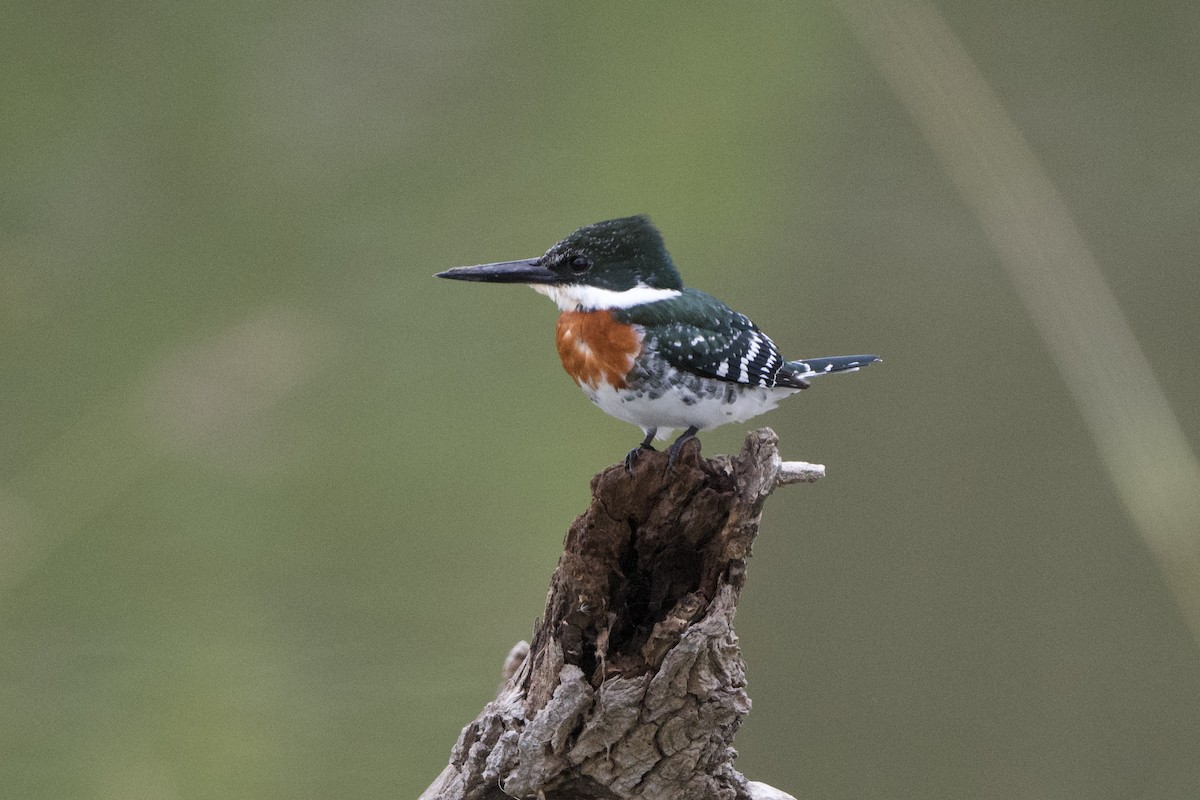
569, 255, 593, 273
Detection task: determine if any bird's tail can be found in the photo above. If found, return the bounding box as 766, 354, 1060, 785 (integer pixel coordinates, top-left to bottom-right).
776, 354, 881, 388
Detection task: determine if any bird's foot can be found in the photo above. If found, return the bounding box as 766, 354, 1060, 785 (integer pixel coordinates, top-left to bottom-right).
624, 443, 656, 473
625, 428, 659, 474
665, 425, 701, 472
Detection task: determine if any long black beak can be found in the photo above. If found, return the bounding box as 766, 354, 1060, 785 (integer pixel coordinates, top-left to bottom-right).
435, 258, 560, 285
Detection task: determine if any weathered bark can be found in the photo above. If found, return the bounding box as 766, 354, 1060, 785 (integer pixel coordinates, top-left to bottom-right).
422, 429, 814, 800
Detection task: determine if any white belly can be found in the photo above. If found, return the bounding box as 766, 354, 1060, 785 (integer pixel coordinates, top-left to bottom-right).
581, 374, 800, 440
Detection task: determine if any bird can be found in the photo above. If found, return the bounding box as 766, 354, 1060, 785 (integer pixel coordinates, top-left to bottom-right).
436, 215, 879, 470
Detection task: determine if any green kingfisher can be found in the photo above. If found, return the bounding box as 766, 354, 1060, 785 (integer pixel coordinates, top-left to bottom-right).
436, 216, 879, 469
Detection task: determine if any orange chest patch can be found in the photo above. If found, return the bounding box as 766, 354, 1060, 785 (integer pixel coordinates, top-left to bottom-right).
555, 310, 642, 389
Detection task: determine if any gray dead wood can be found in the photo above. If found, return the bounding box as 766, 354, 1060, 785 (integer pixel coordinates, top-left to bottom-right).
421, 428, 813, 800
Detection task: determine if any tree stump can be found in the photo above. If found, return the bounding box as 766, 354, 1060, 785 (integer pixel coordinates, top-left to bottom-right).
422, 428, 819, 800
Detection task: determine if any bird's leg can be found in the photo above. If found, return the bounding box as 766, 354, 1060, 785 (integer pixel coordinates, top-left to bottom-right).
624, 428, 657, 473
666, 425, 701, 471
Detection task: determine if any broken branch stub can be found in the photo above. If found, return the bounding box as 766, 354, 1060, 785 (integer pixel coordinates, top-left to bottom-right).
422, 428, 810, 800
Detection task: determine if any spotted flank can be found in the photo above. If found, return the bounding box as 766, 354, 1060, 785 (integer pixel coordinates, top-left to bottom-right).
583, 360, 803, 441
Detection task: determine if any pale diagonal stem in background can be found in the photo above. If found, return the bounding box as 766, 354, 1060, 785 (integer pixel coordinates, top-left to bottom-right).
837, 0, 1200, 644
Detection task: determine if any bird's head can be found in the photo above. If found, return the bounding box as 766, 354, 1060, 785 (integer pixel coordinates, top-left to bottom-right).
436, 216, 684, 311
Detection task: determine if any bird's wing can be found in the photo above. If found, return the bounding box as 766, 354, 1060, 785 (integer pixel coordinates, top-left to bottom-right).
614, 289, 791, 388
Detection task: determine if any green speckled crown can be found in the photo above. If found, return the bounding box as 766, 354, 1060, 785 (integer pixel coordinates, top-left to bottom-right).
540, 216, 684, 292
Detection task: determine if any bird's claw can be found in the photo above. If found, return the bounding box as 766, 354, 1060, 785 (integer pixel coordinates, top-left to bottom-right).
664, 425, 700, 472
624, 443, 655, 473
665, 441, 685, 472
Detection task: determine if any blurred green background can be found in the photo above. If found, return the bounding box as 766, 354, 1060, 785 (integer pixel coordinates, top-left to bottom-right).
3, 1, 1199, 798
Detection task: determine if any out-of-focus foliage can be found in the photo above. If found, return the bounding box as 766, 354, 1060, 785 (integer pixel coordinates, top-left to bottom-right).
2, 2, 1197, 798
